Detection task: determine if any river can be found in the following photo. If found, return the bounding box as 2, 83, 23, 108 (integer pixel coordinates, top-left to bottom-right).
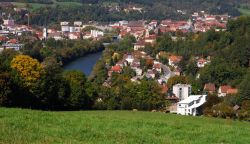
63, 51, 103, 76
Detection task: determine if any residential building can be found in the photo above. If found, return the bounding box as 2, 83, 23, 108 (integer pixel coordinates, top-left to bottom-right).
43, 27, 48, 39
204, 83, 216, 94
61, 21, 70, 32
218, 85, 238, 97
177, 95, 207, 116
197, 58, 210, 68
134, 41, 145, 50
2, 43, 24, 51
108, 65, 122, 77
153, 63, 162, 73
125, 54, 134, 64
168, 55, 182, 67
173, 84, 191, 100
90, 30, 104, 38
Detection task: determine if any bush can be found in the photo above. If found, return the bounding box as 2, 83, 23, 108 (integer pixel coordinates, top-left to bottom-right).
211, 103, 235, 119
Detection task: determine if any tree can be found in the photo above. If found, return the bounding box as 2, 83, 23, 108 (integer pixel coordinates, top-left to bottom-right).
63, 70, 94, 109
239, 71, 250, 101
33, 57, 70, 110
167, 76, 187, 88
11, 55, 44, 87
0, 49, 18, 72
186, 61, 198, 76
203, 94, 222, 116
0, 72, 12, 106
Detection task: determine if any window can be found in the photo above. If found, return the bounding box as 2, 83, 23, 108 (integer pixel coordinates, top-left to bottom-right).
179, 88, 182, 99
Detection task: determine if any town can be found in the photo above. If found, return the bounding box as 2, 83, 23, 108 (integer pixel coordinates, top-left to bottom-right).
0, 6, 239, 116
0, 1, 250, 143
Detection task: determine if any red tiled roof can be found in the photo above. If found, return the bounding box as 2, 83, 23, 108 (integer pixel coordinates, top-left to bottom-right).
204, 83, 216, 92
145, 34, 157, 40
111, 65, 122, 72
8, 39, 17, 44
227, 88, 238, 94
135, 41, 145, 46
153, 63, 161, 69
169, 55, 182, 62
0, 36, 7, 41
220, 85, 232, 93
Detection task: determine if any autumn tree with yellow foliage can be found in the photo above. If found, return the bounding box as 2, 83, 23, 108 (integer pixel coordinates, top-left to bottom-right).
11, 55, 44, 86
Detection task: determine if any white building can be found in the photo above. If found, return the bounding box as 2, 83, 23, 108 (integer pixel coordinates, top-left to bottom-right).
133, 68, 143, 76
43, 28, 48, 39
60, 21, 69, 26
61, 21, 70, 32
177, 95, 207, 116
90, 30, 104, 38
197, 58, 210, 68
74, 21, 82, 26
125, 55, 134, 65
2, 43, 24, 51
69, 27, 75, 32
173, 84, 191, 100
61, 25, 70, 32
3, 19, 15, 27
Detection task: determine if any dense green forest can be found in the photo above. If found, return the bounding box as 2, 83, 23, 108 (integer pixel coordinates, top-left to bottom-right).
1, 0, 246, 26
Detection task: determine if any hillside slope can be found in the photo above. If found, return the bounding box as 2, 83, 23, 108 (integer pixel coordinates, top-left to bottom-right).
0, 108, 249, 144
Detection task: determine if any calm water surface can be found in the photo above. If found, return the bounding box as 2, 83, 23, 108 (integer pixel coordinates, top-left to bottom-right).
63, 51, 102, 76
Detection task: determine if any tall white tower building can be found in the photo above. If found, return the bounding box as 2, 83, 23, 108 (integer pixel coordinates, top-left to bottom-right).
173, 84, 191, 100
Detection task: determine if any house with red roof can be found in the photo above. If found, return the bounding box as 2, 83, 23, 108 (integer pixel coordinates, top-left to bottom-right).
204, 83, 216, 94
108, 65, 122, 77
153, 63, 162, 73
218, 85, 238, 97
8, 39, 17, 44
134, 41, 145, 50
227, 88, 238, 95
168, 55, 182, 67
197, 57, 210, 68
0, 36, 7, 43
145, 34, 157, 44
68, 32, 81, 40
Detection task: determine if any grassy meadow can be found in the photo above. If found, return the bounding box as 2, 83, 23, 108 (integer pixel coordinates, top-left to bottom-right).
0, 108, 249, 144
239, 8, 250, 16
12, 0, 82, 11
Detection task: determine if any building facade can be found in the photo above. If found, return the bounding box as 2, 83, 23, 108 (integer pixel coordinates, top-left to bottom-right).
173, 84, 191, 100
177, 95, 207, 116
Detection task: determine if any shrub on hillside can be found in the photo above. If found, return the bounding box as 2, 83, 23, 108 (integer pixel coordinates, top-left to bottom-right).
237, 100, 250, 121
211, 103, 235, 119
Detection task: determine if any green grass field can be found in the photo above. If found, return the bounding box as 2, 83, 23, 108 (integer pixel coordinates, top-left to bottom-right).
239, 8, 250, 16
0, 108, 249, 144
12, 0, 82, 11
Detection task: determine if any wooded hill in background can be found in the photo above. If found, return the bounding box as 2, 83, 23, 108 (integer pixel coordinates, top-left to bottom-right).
1, 0, 248, 26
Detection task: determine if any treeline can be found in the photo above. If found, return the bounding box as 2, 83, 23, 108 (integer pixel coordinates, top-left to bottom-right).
0, 36, 166, 111
20, 38, 105, 65
0, 53, 96, 110
0, 37, 106, 110
8, 0, 242, 26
